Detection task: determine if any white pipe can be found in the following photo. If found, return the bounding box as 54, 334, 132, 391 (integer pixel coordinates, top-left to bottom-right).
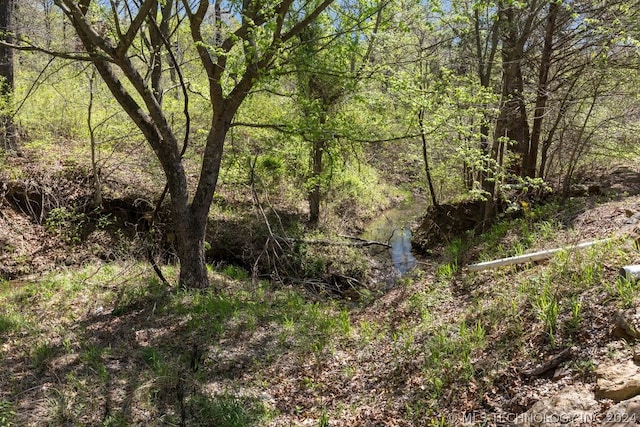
466, 239, 612, 272
620, 265, 640, 280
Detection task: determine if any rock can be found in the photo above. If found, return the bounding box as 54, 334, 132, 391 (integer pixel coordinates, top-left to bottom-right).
614, 308, 640, 339
633, 345, 640, 362
596, 361, 640, 402
515, 386, 598, 426
602, 395, 640, 426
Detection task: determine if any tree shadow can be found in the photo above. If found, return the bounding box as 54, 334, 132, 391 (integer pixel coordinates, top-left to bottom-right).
3, 281, 284, 426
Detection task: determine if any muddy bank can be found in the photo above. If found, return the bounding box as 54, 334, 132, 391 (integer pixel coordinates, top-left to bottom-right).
412, 200, 485, 252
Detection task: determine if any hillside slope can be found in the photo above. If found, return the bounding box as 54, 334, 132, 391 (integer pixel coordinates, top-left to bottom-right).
3, 164, 640, 425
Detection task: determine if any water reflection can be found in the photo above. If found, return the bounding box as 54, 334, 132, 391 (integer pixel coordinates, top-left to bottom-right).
389, 227, 416, 274
360, 198, 424, 278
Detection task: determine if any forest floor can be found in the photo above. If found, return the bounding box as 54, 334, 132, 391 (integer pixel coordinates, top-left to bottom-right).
3, 154, 640, 426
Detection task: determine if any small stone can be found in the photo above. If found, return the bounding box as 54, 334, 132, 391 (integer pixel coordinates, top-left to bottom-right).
613, 325, 632, 339
569, 184, 589, 197
596, 361, 640, 402
633, 345, 640, 362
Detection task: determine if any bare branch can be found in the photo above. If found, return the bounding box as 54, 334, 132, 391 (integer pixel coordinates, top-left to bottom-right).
0, 39, 110, 62
116, 0, 158, 57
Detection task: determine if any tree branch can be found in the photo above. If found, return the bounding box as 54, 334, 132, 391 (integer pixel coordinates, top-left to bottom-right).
0, 39, 110, 62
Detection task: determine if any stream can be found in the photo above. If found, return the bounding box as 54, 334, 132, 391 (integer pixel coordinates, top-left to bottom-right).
360, 198, 426, 276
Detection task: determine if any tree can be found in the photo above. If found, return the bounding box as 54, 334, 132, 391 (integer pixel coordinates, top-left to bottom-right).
292, 2, 385, 226
526, 0, 558, 178
294, 21, 346, 226
445, 0, 500, 165
32, 0, 336, 288
0, 0, 16, 151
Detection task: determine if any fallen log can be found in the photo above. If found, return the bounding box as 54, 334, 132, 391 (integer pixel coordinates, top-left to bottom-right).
275, 235, 391, 249
467, 239, 612, 272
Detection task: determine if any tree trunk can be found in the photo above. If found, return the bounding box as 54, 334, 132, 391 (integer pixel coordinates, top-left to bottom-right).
88, 51, 213, 288
87, 69, 102, 207
174, 212, 209, 288
497, 50, 529, 177
308, 138, 325, 226
54, 0, 335, 290
538, 63, 584, 179
527, 1, 558, 178
481, 136, 502, 230
561, 78, 601, 199
148, 0, 173, 104
418, 108, 438, 207
474, 7, 499, 186
176, 113, 234, 288
496, 1, 534, 177
0, 0, 16, 152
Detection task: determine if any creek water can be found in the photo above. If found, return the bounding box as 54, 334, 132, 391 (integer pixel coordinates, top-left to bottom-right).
361, 198, 425, 276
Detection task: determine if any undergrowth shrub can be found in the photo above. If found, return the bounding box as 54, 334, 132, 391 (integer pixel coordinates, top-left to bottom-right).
44, 206, 86, 245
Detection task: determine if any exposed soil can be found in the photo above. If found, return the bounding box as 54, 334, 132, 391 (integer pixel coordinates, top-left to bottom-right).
412, 200, 485, 252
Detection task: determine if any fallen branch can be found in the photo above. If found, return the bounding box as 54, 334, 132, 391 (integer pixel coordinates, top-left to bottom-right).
337, 234, 393, 247
522, 347, 572, 377
466, 239, 612, 272
276, 235, 391, 248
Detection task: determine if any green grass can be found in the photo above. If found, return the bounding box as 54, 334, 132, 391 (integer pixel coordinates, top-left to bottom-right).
0, 400, 15, 427
476, 213, 564, 262
422, 321, 486, 398
531, 281, 559, 347
0, 261, 361, 424
606, 277, 640, 307
188, 394, 273, 427
220, 264, 249, 281
0, 310, 28, 334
